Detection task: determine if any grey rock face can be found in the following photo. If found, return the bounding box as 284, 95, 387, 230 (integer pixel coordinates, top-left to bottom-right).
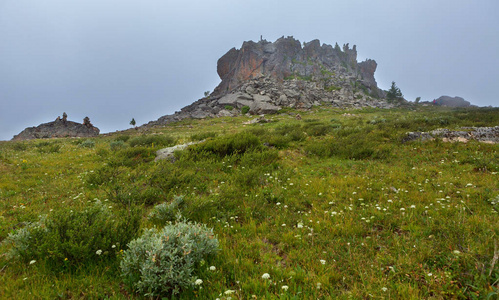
213, 36, 382, 98
145, 37, 395, 128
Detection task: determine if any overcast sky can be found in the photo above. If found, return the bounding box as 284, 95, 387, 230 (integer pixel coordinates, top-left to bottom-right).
1, 0, 498, 141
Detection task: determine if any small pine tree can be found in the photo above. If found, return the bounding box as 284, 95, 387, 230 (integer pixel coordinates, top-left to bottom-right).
415, 97, 421, 104
130, 118, 136, 127
386, 81, 404, 103
204, 91, 210, 97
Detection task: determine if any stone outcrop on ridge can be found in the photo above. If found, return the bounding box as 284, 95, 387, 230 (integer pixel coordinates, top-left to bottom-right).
433, 96, 471, 107
147, 37, 393, 127
403, 126, 499, 144
12, 113, 100, 141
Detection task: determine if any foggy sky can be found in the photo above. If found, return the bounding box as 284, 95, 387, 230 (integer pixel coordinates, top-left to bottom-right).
1, 0, 498, 141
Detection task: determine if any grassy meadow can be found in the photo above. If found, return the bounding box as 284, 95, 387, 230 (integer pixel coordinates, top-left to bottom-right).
0, 106, 498, 299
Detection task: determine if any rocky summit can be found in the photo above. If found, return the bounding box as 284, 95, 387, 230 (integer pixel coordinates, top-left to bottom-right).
12, 113, 100, 141
433, 96, 471, 107
148, 36, 394, 127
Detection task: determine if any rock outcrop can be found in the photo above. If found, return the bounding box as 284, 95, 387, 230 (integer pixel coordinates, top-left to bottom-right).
147, 37, 393, 127
433, 96, 471, 107
12, 113, 100, 141
403, 126, 499, 144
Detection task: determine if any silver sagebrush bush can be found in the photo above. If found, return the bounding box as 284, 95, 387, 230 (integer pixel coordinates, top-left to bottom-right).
120, 220, 218, 297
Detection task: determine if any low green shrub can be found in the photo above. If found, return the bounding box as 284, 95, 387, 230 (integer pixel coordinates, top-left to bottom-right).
265, 135, 291, 148
190, 131, 217, 142
11, 142, 28, 151
115, 135, 131, 142
138, 186, 168, 205
224, 105, 234, 111
37, 144, 62, 153
147, 196, 184, 226
241, 106, 250, 114
274, 124, 306, 142
110, 140, 127, 151
35, 141, 62, 153
2, 201, 141, 270
128, 135, 176, 148
325, 85, 341, 92
120, 220, 218, 297
303, 122, 333, 136
187, 132, 262, 158
78, 140, 95, 148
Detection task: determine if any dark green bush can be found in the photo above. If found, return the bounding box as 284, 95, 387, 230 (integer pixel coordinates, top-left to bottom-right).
265, 135, 291, 149
187, 132, 262, 158
78, 140, 95, 148
3, 201, 141, 270
37, 143, 62, 153
190, 131, 217, 142
110, 140, 127, 151
147, 196, 184, 226
274, 124, 306, 142
128, 135, 176, 148
241, 106, 250, 114
35, 141, 62, 153
11, 142, 28, 151
303, 122, 333, 136
115, 135, 131, 142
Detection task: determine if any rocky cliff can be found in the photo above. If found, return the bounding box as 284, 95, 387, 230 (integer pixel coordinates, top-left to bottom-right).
12, 113, 100, 141
149, 37, 392, 127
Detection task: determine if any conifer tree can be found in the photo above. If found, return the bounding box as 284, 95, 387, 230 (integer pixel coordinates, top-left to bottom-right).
386, 81, 403, 103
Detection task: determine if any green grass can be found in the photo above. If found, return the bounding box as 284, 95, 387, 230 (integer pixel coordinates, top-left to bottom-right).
0, 106, 498, 299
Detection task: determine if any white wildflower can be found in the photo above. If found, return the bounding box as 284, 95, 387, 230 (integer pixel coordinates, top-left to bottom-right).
195, 279, 203, 285
262, 273, 270, 279
210, 265, 216, 271
96, 249, 102, 255
281, 285, 289, 291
